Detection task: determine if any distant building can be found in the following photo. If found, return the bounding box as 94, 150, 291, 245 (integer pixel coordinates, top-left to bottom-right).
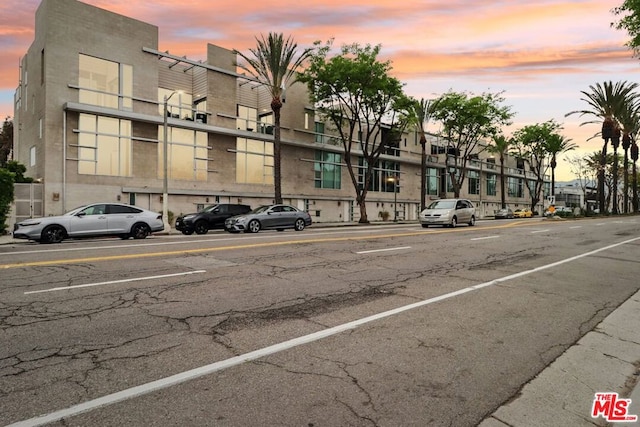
13, 0, 547, 222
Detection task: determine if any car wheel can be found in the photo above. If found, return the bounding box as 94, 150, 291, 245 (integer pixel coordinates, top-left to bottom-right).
41, 225, 65, 244
194, 221, 209, 235
468, 216, 475, 226
247, 219, 261, 233
181, 229, 194, 235
450, 216, 457, 228
421, 224, 429, 228
294, 218, 306, 231
130, 223, 150, 239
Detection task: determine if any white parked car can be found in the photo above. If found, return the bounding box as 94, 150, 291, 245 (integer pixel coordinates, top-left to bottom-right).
420, 199, 476, 228
13, 203, 164, 243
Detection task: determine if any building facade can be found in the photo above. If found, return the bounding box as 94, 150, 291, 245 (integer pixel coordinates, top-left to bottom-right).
13, 0, 548, 224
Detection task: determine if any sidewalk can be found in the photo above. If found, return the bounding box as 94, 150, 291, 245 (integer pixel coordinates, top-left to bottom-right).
3, 224, 640, 425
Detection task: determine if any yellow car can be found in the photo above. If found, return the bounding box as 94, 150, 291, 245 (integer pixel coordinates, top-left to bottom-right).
513, 208, 533, 218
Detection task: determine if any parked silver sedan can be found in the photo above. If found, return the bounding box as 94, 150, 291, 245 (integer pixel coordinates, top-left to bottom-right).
13, 203, 164, 243
225, 204, 312, 233
420, 198, 476, 228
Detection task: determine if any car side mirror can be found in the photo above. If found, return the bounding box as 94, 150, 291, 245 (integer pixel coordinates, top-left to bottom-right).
76, 212, 86, 217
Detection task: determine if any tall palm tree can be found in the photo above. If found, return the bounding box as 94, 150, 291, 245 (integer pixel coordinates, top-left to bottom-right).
632, 140, 639, 212
415, 98, 434, 211
617, 99, 640, 213
487, 134, 512, 209
566, 80, 639, 213
234, 33, 313, 204
546, 133, 577, 195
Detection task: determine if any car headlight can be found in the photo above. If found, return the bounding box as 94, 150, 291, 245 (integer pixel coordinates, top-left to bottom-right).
18, 221, 41, 226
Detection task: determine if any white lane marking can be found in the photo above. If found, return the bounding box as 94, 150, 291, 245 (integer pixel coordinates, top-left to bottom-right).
570, 226, 582, 229
356, 246, 411, 254
470, 236, 499, 241
9, 236, 640, 427
531, 229, 550, 234
23, 271, 206, 295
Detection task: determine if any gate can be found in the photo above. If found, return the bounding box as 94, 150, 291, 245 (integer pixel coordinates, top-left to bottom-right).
14, 183, 44, 223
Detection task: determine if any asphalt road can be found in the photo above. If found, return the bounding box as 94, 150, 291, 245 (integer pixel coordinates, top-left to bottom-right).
1, 217, 639, 426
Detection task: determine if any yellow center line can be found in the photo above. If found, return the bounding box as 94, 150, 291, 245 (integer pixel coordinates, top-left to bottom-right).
0, 220, 541, 270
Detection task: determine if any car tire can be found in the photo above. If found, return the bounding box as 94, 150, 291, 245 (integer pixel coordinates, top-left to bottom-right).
294, 219, 306, 231
450, 216, 457, 228
468, 216, 475, 226
181, 229, 194, 235
130, 223, 150, 239
194, 221, 209, 235
41, 225, 65, 244
247, 219, 261, 233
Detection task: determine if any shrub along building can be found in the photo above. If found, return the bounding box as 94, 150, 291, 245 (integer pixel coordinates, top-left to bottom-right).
13, 0, 548, 224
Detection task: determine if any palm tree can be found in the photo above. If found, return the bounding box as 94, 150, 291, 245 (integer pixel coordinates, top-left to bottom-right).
546, 133, 577, 195
415, 98, 434, 211
487, 134, 512, 209
632, 140, 639, 212
234, 33, 313, 204
566, 80, 639, 214
617, 100, 640, 213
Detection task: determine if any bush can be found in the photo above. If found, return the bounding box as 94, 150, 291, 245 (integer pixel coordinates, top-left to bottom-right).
378, 211, 390, 221
0, 168, 15, 235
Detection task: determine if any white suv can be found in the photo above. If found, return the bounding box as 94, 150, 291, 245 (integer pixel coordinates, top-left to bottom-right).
420, 199, 476, 228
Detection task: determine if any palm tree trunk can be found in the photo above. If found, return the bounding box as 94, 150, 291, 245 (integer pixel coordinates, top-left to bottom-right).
500, 155, 506, 208
613, 147, 619, 214
420, 136, 426, 211
272, 100, 283, 204
634, 161, 638, 213
599, 143, 607, 213
624, 148, 629, 213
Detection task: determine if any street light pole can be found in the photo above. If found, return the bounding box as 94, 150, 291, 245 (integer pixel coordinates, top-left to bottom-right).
162, 91, 179, 233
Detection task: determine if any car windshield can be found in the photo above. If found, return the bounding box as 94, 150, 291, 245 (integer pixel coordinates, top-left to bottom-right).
427, 200, 455, 209
65, 205, 89, 216
250, 206, 272, 214
202, 205, 219, 213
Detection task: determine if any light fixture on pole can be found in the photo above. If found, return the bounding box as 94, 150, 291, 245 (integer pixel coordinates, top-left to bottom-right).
162, 90, 180, 233
387, 174, 398, 222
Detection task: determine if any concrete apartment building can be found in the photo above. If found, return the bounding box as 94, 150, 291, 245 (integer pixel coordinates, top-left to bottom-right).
13, 0, 546, 224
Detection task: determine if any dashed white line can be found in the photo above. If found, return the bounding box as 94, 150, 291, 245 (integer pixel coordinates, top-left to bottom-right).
11, 236, 640, 427
470, 235, 499, 241
531, 229, 550, 234
357, 246, 411, 254
24, 270, 206, 294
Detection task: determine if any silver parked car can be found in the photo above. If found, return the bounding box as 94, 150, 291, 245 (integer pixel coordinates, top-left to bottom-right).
225, 204, 312, 233
420, 198, 476, 228
13, 203, 164, 243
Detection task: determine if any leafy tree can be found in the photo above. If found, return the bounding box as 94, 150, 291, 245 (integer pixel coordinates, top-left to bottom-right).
487, 134, 514, 209
300, 42, 415, 223
234, 33, 313, 204
511, 120, 562, 211
0, 168, 14, 234
429, 91, 513, 198
5, 161, 33, 183
0, 117, 13, 167
612, 0, 640, 56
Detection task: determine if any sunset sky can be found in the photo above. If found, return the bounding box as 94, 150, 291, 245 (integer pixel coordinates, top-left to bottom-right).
1, 0, 638, 180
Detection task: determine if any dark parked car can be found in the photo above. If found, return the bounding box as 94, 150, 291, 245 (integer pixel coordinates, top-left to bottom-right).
175, 204, 252, 235
13, 203, 164, 243
224, 204, 312, 233
494, 207, 514, 219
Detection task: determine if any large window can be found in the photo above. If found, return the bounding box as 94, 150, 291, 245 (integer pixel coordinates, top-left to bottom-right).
158, 127, 208, 181
358, 159, 399, 192
426, 168, 439, 196
79, 54, 132, 109
314, 151, 341, 189
486, 174, 497, 196
237, 105, 257, 131
468, 170, 480, 195
236, 138, 273, 184
77, 114, 131, 176
159, 89, 194, 120
508, 177, 524, 198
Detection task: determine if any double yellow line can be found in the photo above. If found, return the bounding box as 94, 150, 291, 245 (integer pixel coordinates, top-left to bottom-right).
0, 220, 537, 270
